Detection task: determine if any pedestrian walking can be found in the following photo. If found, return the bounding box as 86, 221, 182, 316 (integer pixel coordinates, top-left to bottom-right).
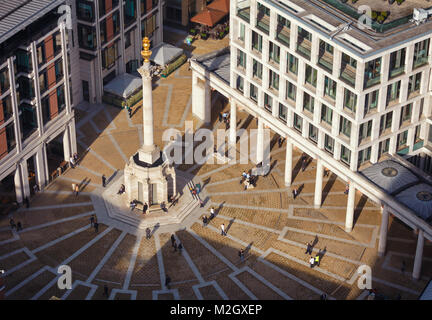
239, 248, 245, 262
128, 106, 132, 118
103, 285, 109, 297
314, 254, 320, 267
344, 184, 349, 195
146, 227, 151, 239
72, 183, 76, 195
94, 222, 99, 233
143, 202, 148, 214
301, 157, 307, 172
210, 207, 215, 220
199, 199, 204, 207
202, 215, 208, 227
320, 293, 327, 300
74, 184, 79, 197
220, 223, 226, 236
165, 275, 171, 289
102, 174, 106, 188
171, 234, 176, 247
90, 214, 95, 227
69, 156, 75, 169
16, 222, 22, 231
178, 242, 183, 253
9, 218, 16, 229
292, 188, 298, 199
305, 242, 312, 255
309, 256, 315, 268
324, 168, 329, 177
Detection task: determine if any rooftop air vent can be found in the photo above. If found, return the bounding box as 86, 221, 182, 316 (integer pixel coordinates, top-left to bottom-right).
411, 8, 432, 25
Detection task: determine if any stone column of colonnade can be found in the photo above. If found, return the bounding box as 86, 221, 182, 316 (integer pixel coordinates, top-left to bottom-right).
191, 73, 211, 124
229, 100, 237, 146
314, 159, 324, 208
285, 138, 293, 187
256, 117, 264, 165
378, 205, 389, 256
345, 182, 356, 232
413, 230, 424, 280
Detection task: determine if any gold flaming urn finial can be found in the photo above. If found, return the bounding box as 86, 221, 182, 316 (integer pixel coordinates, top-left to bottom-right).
141, 37, 152, 62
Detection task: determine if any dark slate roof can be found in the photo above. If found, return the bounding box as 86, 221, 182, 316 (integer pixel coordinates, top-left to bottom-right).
0, 0, 64, 44
361, 159, 432, 224
194, 47, 230, 83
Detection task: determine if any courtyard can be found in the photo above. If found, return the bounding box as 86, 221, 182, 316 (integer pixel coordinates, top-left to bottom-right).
0, 29, 431, 300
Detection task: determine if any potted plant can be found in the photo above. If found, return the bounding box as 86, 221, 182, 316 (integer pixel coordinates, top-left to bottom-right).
201, 32, 208, 40
218, 31, 225, 39
189, 28, 197, 35
377, 15, 385, 24
396, 0, 404, 5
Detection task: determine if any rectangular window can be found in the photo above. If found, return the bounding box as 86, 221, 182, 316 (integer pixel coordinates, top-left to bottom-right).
125, 30, 132, 48
303, 92, 314, 113
102, 42, 118, 69
324, 76, 336, 99
340, 145, 351, 165
57, 86, 65, 112
389, 48, 406, 78
287, 53, 298, 75
340, 53, 356, 87
397, 130, 409, 149
237, 75, 244, 93
250, 83, 258, 102
378, 139, 390, 158
318, 40, 333, 72
41, 96, 50, 125
279, 103, 287, 123
364, 57, 381, 88
305, 64, 317, 87
276, 15, 290, 46
236, 0, 251, 23
343, 88, 357, 113
0, 68, 10, 93
358, 147, 371, 166
309, 124, 318, 143
321, 104, 333, 125
0, 96, 13, 122
379, 111, 393, 134
359, 120, 372, 143
264, 93, 272, 113
39, 71, 48, 94
293, 113, 302, 132
386, 81, 401, 105
239, 23, 245, 42
237, 50, 246, 69
297, 26, 311, 59
124, 0, 136, 27
55, 59, 64, 81
77, 0, 95, 22
269, 42, 280, 64
286, 81, 296, 101
339, 116, 351, 138
324, 135, 334, 154
36, 43, 45, 66
252, 59, 262, 79
364, 90, 379, 116
408, 72, 422, 95
400, 103, 412, 126
413, 39, 430, 69
256, 3, 270, 34
78, 24, 96, 50
53, 32, 62, 56
252, 31, 262, 53
269, 70, 279, 91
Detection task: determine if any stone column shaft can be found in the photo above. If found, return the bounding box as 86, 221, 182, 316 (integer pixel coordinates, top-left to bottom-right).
285, 139, 293, 186
142, 62, 154, 148
314, 159, 324, 208
413, 230, 424, 280
378, 205, 389, 256
229, 100, 237, 146
345, 183, 356, 232
257, 117, 264, 164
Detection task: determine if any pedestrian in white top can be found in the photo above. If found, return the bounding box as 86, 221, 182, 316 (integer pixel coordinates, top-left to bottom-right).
309, 257, 315, 268
220, 223, 226, 236
69, 156, 75, 169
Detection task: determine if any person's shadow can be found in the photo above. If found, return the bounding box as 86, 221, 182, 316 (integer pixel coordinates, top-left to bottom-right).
226, 218, 235, 234
311, 235, 319, 250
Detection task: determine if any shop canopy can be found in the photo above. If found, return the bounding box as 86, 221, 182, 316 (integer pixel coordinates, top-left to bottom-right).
207, 0, 230, 13
190, 8, 227, 27
150, 42, 184, 66
104, 73, 142, 99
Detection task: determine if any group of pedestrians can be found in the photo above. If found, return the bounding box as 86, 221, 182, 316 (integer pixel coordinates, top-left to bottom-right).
9, 218, 23, 231
305, 236, 325, 269
241, 170, 257, 190
202, 206, 217, 226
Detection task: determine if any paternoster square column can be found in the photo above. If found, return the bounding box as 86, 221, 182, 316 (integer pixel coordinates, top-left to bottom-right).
137, 37, 160, 164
